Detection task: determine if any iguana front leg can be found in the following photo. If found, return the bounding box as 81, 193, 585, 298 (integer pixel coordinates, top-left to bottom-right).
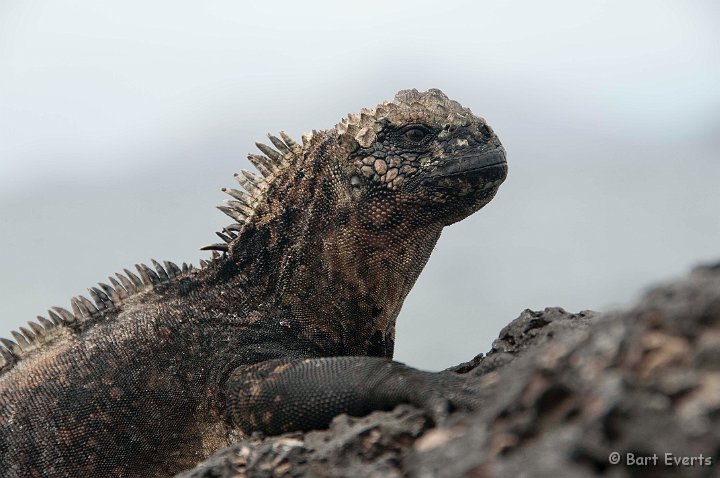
223, 357, 478, 435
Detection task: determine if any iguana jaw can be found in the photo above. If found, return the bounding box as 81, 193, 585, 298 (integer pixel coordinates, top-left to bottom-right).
420, 144, 508, 224
425, 146, 507, 180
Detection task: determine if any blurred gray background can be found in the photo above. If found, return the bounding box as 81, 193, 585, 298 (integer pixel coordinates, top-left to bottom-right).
1, 1, 718, 370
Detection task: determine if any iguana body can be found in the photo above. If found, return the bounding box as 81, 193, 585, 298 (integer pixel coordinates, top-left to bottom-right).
0, 89, 507, 477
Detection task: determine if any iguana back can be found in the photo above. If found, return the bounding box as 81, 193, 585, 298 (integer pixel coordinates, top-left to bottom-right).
0, 89, 507, 477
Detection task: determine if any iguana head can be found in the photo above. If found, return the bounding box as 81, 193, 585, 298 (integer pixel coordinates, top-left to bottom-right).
216, 88, 506, 242
336, 88, 507, 229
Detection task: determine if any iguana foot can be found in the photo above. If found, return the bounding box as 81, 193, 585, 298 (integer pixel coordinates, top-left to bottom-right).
223, 356, 480, 434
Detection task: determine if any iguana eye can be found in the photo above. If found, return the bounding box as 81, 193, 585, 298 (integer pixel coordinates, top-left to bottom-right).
350, 175, 362, 188
404, 128, 427, 142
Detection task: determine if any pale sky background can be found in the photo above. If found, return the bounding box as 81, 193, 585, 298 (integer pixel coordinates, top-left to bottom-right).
0, 1, 718, 370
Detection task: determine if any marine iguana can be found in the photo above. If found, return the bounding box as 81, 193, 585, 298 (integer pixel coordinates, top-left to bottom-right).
0, 89, 507, 477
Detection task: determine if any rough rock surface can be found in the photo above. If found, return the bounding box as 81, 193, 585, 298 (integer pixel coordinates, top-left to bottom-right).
177, 263, 720, 478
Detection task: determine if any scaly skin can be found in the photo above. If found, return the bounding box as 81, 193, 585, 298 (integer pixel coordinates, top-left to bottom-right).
0, 89, 507, 477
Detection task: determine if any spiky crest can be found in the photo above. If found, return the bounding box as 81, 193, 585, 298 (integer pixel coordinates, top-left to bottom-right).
0, 128, 308, 370
0, 259, 195, 376
214, 130, 305, 245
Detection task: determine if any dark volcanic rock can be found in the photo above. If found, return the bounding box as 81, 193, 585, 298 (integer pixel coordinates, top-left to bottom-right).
177, 264, 720, 478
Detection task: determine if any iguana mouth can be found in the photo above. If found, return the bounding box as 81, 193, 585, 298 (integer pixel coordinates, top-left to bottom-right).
430, 146, 507, 179
428, 147, 507, 181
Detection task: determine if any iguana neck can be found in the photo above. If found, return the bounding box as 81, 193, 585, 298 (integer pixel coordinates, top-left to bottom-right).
293, 219, 443, 351
225, 201, 443, 358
